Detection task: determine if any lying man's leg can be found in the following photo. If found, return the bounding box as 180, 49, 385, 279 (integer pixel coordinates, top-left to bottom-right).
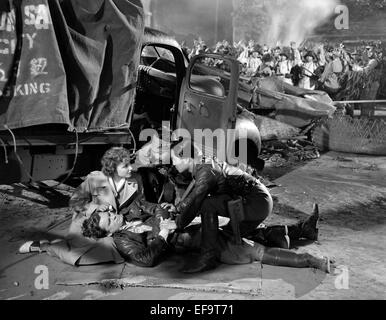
219, 236, 331, 273
246, 204, 320, 249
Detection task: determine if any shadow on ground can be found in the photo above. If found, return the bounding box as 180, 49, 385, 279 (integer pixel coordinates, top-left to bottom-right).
1, 183, 70, 209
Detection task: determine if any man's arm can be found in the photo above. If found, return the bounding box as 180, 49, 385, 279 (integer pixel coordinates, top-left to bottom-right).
175, 166, 217, 229
113, 231, 168, 267
136, 194, 170, 219
113, 219, 175, 267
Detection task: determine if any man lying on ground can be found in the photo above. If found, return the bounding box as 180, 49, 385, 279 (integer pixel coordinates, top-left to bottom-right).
18, 147, 170, 266
18, 146, 332, 273
70, 203, 332, 273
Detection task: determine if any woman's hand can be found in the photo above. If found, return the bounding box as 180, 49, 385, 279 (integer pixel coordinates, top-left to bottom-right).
160, 203, 177, 213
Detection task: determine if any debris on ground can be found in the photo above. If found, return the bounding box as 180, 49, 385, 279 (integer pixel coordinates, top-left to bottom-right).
261, 138, 321, 168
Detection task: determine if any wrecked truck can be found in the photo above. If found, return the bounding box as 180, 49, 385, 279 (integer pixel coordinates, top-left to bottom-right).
237, 76, 336, 130
0, 0, 264, 184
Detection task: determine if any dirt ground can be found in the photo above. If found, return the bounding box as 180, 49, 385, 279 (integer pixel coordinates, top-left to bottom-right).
0, 151, 385, 300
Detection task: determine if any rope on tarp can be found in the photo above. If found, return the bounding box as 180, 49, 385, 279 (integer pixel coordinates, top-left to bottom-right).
1, 125, 80, 187
0, 137, 8, 164
2, 124, 35, 182
84, 122, 137, 158
53, 128, 79, 187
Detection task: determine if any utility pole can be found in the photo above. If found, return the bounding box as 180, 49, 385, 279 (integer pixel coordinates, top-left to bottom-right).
214, 0, 220, 44
142, 0, 153, 27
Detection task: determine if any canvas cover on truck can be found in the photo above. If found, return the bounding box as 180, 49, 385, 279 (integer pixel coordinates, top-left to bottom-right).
0, 0, 144, 131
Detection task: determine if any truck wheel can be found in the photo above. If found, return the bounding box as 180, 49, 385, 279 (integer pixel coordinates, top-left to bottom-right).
233, 139, 264, 171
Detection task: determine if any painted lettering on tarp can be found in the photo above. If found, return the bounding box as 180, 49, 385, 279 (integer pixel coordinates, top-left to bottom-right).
0, 82, 50, 96
30, 57, 48, 76
0, 2, 54, 97
0, 33, 37, 54
0, 4, 51, 32
0, 3, 51, 55
0, 63, 7, 82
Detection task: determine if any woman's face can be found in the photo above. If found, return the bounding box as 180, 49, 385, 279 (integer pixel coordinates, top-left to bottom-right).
116, 162, 133, 178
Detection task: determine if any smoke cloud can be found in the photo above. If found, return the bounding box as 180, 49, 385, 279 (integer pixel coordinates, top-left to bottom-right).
261, 0, 340, 46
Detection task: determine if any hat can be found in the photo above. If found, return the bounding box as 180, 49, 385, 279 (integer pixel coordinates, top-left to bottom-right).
279, 52, 289, 59
304, 51, 316, 59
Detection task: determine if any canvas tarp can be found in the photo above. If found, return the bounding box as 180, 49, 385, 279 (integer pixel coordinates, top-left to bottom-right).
0, 0, 144, 131
250, 77, 336, 128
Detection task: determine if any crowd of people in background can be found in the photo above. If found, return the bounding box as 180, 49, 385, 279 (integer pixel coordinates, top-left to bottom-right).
181, 38, 385, 99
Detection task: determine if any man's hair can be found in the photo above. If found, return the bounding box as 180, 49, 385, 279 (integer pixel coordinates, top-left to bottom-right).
101, 147, 132, 177
82, 212, 108, 239
171, 140, 202, 161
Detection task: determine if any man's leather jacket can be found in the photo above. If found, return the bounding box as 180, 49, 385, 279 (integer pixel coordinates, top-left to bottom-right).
113, 215, 169, 267
69, 170, 169, 267
175, 161, 262, 229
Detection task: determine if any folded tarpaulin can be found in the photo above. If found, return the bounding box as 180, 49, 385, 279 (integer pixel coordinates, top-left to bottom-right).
0, 0, 144, 131
254, 77, 336, 128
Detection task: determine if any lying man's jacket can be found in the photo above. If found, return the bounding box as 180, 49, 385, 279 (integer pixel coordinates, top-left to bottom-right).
67, 170, 169, 266
113, 215, 169, 267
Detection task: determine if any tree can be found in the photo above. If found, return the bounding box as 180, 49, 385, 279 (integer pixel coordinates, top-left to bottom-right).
232, 0, 267, 42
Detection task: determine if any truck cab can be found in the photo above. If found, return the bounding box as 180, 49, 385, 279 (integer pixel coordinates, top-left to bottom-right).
135, 28, 262, 170
0, 23, 263, 185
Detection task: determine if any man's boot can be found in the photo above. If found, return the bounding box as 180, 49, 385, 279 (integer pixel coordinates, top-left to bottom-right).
262, 247, 331, 273
247, 226, 290, 249
180, 210, 220, 274
263, 225, 290, 249
288, 203, 319, 241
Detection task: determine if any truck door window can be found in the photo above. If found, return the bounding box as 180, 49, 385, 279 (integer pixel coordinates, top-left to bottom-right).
141, 45, 176, 73
189, 58, 231, 98
135, 45, 178, 138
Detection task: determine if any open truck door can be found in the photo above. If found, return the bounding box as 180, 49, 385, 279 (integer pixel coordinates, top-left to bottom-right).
176, 54, 240, 159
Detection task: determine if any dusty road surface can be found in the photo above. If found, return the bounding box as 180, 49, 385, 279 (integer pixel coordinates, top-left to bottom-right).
0, 151, 385, 300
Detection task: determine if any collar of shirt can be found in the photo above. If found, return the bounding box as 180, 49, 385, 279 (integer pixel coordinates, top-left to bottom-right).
120, 220, 153, 233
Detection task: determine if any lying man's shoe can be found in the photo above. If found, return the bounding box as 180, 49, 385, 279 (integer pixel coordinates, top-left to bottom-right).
299, 203, 320, 241
306, 254, 332, 274
18, 240, 49, 254
180, 251, 219, 274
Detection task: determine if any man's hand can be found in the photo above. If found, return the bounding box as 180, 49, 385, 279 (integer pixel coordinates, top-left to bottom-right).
158, 217, 177, 241
97, 204, 111, 212
159, 217, 177, 231
160, 203, 177, 213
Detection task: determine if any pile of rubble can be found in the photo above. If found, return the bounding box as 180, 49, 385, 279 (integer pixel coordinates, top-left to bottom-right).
261, 138, 320, 168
